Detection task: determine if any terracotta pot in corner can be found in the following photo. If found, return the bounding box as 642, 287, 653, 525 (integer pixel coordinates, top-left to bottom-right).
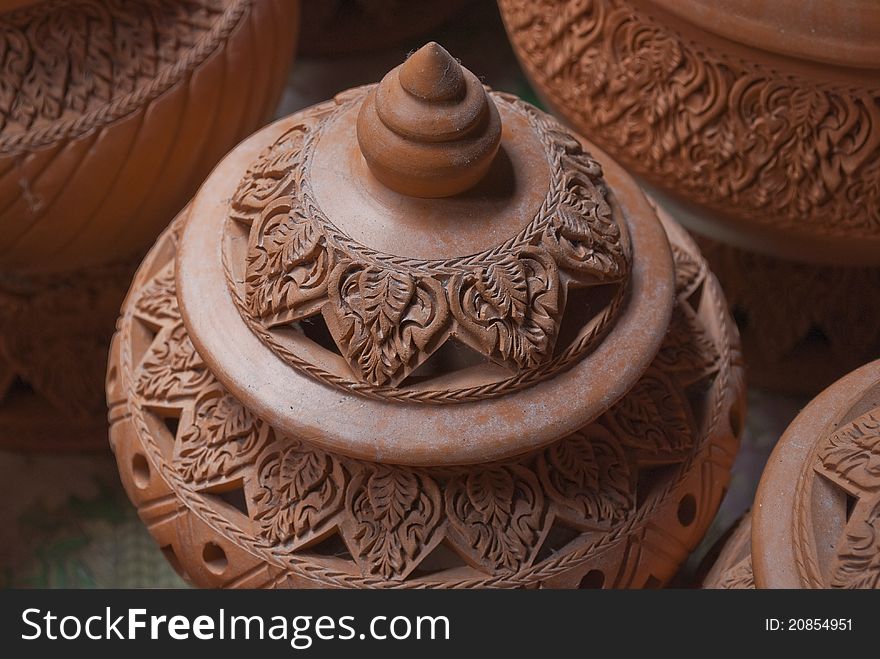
107, 43, 745, 588
498, 0, 880, 394
0, 0, 300, 450
704, 359, 880, 589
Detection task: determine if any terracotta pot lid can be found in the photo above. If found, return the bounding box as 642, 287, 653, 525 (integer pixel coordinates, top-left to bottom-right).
752, 359, 880, 588
176, 43, 675, 465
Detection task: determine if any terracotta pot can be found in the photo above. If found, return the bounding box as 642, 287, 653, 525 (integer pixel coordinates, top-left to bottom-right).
696, 238, 880, 395
701, 513, 754, 589
498, 0, 880, 393
298, 0, 470, 57
0, 0, 300, 450
704, 359, 880, 589
108, 43, 744, 588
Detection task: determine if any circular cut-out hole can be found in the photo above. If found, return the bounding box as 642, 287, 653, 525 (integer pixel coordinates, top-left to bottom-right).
202, 542, 228, 575
579, 569, 605, 589
132, 453, 150, 489
677, 493, 697, 527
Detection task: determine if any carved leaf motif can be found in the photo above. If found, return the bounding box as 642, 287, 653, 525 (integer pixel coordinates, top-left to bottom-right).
133, 265, 179, 325
136, 323, 214, 402
231, 127, 307, 222
175, 389, 268, 485
446, 465, 546, 574
246, 200, 331, 325
653, 303, 720, 386
253, 443, 345, 547
477, 259, 528, 323
346, 466, 442, 579
544, 152, 628, 284
830, 498, 880, 589
538, 425, 633, 527
604, 369, 694, 458
326, 264, 449, 386
816, 410, 880, 494
450, 250, 559, 371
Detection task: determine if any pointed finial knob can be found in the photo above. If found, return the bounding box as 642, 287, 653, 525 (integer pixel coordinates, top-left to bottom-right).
357, 42, 502, 198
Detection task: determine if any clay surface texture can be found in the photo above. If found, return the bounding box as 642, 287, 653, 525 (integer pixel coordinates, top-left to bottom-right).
705, 360, 880, 589
108, 45, 744, 588
498, 0, 880, 262
498, 0, 880, 393
0, 0, 299, 449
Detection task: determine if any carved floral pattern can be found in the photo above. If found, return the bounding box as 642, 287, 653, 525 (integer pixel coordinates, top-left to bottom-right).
830, 498, 880, 589
498, 0, 880, 237
710, 383, 880, 589
449, 250, 559, 372
0, 0, 232, 140
326, 265, 449, 386
254, 442, 345, 548
175, 388, 268, 485
135, 324, 213, 402
605, 369, 695, 459
232, 90, 630, 388
815, 408, 880, 589
537, 426, 632, 528
347, 467, 443, 579
109, 202, 740, 587
446, 466, 546, 575
818, 411, 880, 494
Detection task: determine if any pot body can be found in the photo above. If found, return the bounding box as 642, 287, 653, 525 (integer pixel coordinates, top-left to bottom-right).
499, 0, 880, 266
106, 189, 745, 588
0, 0, 300, 275
0, 0, 300, 450
499, 0, 880, 392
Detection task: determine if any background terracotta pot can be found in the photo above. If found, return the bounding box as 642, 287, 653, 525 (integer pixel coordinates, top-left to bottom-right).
107, 45, 744, 588
0, 0, 300, 450
0, 0, 299, 274
497, 0, 880, 393
704, 359, 880, 589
